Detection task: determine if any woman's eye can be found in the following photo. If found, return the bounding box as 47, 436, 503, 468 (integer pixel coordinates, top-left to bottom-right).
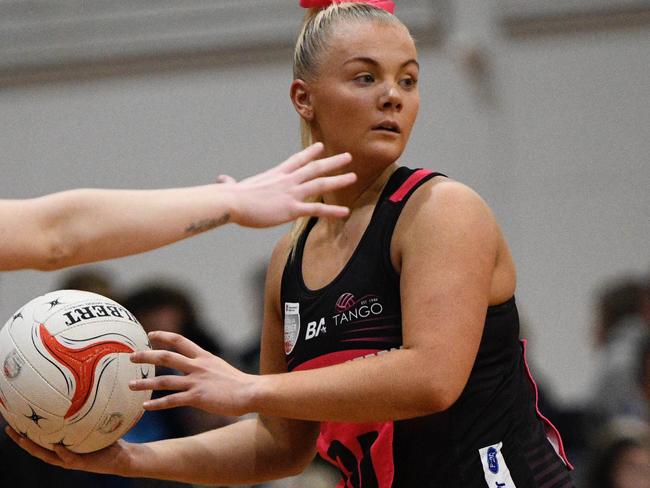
401, 77, 418, 89
355, 74, 375, 84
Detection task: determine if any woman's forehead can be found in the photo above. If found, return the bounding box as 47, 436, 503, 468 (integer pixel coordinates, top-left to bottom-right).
326, 20, 416, 64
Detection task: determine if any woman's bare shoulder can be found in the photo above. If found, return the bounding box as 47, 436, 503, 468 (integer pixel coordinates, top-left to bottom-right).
400, 176, 497, 233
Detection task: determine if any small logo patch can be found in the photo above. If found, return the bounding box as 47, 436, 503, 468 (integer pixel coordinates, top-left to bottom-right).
284, 303, 300, 355
479, 442, 516, 487
3, 350, 24, 380
335, 293, 356, 312
98, 413, 124, 434
487, 447, 499, 474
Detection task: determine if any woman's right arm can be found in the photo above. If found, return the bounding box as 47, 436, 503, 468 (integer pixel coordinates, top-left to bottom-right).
5, 234, 320, 485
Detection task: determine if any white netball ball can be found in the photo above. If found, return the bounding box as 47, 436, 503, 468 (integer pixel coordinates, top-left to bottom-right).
0, 290, 154, 453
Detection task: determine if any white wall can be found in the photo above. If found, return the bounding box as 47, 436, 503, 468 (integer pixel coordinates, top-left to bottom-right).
1, 9, 649, 406
0, 58, 299, 351
493, 28, 650, 403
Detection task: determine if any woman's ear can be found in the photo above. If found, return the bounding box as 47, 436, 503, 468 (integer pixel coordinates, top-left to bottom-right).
290, 79, 314, 122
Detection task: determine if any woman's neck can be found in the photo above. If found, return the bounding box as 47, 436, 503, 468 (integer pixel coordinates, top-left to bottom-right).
324, 163, 397, 207
319, 162, 398, 234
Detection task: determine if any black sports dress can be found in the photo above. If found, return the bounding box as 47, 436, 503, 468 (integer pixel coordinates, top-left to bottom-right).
281, 167, 574, 487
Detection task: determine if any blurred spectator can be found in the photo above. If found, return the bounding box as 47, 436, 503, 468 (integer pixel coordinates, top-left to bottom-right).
593, 278, 644, 348
635, 336, 650, 422
237, 262, 268, 374
123, 283, 223, 357
57, 266, 120, 302
586, 418, 650, 488
642, 274, 650, 336
122, 282, 232, 440
591, 277, 649, 420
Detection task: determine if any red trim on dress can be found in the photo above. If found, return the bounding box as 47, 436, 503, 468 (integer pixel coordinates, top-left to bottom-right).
388, 169, 433, 202
294, 349, 396, 487
319, 421, 395, 488
520, 339, 574, 470
293, 349, 380, 371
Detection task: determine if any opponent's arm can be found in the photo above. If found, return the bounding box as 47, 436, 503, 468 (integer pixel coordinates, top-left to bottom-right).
0, 143, 354, 271
6, 234, 320, 485
129, 180, 502, 422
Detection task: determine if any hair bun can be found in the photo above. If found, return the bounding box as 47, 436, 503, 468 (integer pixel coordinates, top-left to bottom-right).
299, 0, 395, 14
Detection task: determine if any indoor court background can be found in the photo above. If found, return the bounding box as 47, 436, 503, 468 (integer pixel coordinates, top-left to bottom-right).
0, 1, 649, 485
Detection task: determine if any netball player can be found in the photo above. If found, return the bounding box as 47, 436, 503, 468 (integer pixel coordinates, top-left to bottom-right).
8, 2, 575, 486
0, 143, 354, 271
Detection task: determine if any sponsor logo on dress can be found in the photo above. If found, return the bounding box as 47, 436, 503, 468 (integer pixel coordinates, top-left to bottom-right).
479, 442, 517, 487
487, 446, 499, 474
335, 292, 357, 312
332, 293, 383, 326
284, 302, 300, 355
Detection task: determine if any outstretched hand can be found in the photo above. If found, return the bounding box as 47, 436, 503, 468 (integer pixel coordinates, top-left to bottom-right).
4, 425, 134, 475
220, 142, 356, 228
129, 331, 257, 416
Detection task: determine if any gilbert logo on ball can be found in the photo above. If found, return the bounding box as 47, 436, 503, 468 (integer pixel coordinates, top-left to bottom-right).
0, 290, 154, 453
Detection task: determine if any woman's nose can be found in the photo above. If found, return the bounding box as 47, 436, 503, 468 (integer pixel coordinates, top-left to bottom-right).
380, 85, 402, 111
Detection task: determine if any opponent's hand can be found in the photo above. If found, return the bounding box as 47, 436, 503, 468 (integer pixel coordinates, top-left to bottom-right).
4, 425, 134, 476
220, 142, 355, 228
129, 331, 257, 416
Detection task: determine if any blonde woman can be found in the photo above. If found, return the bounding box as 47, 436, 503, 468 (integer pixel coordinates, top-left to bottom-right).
8, 2, 574, 486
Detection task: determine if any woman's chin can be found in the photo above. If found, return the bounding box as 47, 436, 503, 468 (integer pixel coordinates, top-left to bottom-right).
356, 143, 405, 166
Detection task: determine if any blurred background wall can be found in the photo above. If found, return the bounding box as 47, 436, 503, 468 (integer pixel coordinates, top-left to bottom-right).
0, 0, 648, 412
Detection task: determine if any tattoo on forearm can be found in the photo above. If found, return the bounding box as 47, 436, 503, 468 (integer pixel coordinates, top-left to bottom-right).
185, 214, 230, 234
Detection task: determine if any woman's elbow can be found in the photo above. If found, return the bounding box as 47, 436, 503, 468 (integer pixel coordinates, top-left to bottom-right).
34, 236, 77, 271
281, 444, 317, 477
426, 382, 464, 414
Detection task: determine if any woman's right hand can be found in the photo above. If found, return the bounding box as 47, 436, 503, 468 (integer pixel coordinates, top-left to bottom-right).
128, 331, 257, 417
5, 425, 136, 476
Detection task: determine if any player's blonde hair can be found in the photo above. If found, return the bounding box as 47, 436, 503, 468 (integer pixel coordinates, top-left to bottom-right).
289, 3, 405, 255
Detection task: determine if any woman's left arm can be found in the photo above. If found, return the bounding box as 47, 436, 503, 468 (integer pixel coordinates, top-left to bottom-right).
132, 180, 500, 422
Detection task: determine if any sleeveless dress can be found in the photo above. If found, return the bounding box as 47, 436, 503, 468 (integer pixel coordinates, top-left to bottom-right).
281, 167, 574, 487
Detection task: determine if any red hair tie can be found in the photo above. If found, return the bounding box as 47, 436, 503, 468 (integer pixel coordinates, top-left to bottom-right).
299, 0, 395, 14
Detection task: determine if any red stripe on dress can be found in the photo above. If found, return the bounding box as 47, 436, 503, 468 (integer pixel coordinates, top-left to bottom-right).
340, 337, 400, 343
293, 349, 381, 371
389, 169, 434, 202
318, 420, 395, 488
521, 339, 574, 470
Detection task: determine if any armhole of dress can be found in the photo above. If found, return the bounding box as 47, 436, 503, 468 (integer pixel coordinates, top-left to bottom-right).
381, 169, 446, 281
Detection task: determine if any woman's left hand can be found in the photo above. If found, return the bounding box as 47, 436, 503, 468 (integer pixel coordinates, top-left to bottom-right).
129, 331, 257, 416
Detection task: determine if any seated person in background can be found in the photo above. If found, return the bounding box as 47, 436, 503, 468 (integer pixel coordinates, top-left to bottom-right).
123, 283, 232, 440
57, 267, 120, 302
591, 277, 649, 420
634, 337, 650, 423
586, 418, 650, 488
